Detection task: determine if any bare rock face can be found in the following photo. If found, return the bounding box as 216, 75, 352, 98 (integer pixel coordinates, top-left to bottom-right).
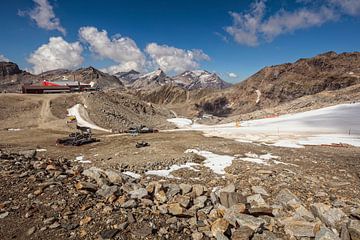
0, 62, 22, 77
227, 51, 360, 114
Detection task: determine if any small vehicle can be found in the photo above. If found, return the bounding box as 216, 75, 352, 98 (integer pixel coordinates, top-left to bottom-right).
126, 125, 159, 134
56, 125, 99, 146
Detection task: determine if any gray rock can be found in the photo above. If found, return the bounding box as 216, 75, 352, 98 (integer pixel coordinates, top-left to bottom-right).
19, 149, 36, 159
231, 226, 254, 240
282, 218, 320, 238
192, 184, 206, 196
96, 185, 118, 199
43, 217, 56, 225
224, 208, 265, 231
251, 186, 269, 196
179, 183, 192, 195
191, 232, 203, 240
26, 226, 36, 236
0, 211, 9, 219
104, 170, 124, 184
293, 205, 315, 221
315, 226, 341, 240
166, 184, 180, 198
129, 188, 148, 199
194, 196, 207, 209
121, 200, 137, 208
311, 203, 347, 228
220, 192, 246, 208
348, 220, 360, 240
49, 222, 61, 229
82, 167, 108, 186
100, 229, 120, 239
172, 195, 191, 208
275, 189, 300, 207
252, 230, 280, 240
247, 194, 272, 215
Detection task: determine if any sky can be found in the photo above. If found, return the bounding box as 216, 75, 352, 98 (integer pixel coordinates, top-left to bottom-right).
0, 0, 360, 83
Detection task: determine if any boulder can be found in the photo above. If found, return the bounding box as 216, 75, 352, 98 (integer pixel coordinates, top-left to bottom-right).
348, 220, 360, 240
310, 203, 347, 229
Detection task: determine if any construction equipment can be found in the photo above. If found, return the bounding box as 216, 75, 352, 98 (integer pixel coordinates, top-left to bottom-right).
126, 125, 159, 134
56, 125, 99, 146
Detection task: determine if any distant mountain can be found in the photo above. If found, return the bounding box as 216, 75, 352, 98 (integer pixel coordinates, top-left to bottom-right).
173, 70, 232, 90
114, 70, 140, 86
0, 62, 33, 92
226, 51, 360, 114
40, 67, 123, 89
131, 69, 174, 89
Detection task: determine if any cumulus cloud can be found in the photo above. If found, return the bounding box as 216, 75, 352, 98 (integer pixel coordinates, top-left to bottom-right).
0, 54, 10, 62
28, 37, 83, 74
228, 72, 237, 78
225, 0, 360, 46
19, 0, 66, 35
145, 43, 210, 74
79, 26, 145, 74
329, 0, 360, 16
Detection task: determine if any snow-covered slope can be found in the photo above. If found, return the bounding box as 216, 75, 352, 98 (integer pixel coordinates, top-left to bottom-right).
131, 69, 174, 89
168, 103, 360, 148
173, 70, 232, 90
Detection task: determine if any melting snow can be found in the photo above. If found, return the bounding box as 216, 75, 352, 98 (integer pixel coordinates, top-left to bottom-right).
145, 162, 199, 178
7, 128, 22, 131
75, 155, 91, 164
123, 171, 141, 179
185, 149, 235, 175
167, 118, 193, 127
238, 152, 281, 165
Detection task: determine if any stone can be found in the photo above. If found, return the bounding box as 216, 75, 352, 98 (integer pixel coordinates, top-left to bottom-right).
166, 184, 180, 198
131, 224, 153, 237
104, 170, 124, 184
251, 186, 269, 196
121, 200, 137, 208
0, 211, 9, 219
310, 203, 347, 228
220, 192, 246, 208
292, 205, 315, 221
168, 203, 184, 216
180, 183, 192, 194
49, 222, 61, 229
127, 212, 136, 223
214, 232, 229, 240
19, 149, 36, 159
194, 196, 207, 209
129, 188, 148, 199
235, 214, 266, 231
43, 217, 56, 225
340, 223, 351, 240
155, 190, 167, 203
252, 231, 279, 240
75, 181, 97, 192
80, 216, 92, 225
222, 204, 247, 225
193, 184, 206, 196
26, 226, 36, 236
172, 195, 191, 208
315, 226, 341, 240
282, 218, 320, 238
231, 226, 254, 240
348, 220, 360, 240
275, 189, 300, 207
192, 231, 203, 240
247, 194, 272, 216
100, 229, 120, 239
211, 218, 229, 237
158, 204, 168, 214
82, 167, 107, 186
96, 185, 118, 199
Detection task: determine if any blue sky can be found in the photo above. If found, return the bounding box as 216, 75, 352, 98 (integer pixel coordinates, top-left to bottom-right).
0, 0, 360, 82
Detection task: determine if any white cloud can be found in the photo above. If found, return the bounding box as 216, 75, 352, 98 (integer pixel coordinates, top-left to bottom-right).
79, 26, 145, 74
228, 72, 237, 78
329, 0, 360, 16
19, 0, 66, 35
145, 43, 210, 74
225, 0, 347, 46
0, 54, 10, 62
28, 37, 83, 74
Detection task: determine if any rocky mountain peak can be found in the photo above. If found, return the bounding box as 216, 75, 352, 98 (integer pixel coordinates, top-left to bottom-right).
0, 62, 22, 77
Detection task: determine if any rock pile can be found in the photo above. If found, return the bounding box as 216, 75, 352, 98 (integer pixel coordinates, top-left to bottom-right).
0, 149, 360, 239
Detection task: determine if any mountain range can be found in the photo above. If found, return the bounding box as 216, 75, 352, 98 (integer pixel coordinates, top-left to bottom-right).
1, 51, 359, 117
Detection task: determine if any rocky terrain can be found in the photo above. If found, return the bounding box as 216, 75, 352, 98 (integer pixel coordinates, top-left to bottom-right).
1, 147, 360, 240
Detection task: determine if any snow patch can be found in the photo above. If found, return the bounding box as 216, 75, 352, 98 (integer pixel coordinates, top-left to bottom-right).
167, 118, 193, 128
185, 149, 235, 175
68, 104, 111, 132
123, 171, 141, 179
237, 152, 280, 165
75, 155, 91, 164
7, 128, 22, 131
145, 162, 199, 178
